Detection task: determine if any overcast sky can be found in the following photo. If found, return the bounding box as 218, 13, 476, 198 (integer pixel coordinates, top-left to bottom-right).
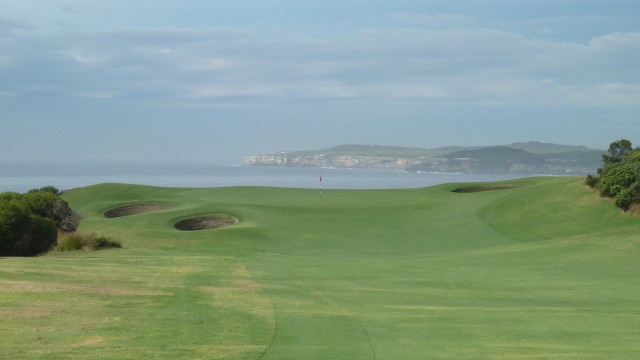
1, 1, 638, 164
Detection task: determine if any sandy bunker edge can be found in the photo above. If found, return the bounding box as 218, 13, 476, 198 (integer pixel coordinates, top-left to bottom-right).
174, 215, 239, 231
451, 184, 524, 193
104, 204, 172, 218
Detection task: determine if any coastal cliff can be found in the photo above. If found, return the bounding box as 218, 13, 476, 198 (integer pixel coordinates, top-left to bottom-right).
243, 143, 602, 175
243, 154, 422, 169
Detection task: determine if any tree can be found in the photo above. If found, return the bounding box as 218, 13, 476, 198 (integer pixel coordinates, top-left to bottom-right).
601, 139, 633, 168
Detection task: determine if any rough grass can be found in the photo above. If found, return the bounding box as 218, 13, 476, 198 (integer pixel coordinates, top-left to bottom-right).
56, 232, 122, 251
1, 177, 638, 359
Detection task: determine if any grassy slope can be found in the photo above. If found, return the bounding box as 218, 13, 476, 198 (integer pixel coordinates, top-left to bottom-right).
1, 177, 638, 359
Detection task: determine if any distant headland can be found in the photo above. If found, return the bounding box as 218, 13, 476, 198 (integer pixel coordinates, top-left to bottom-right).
243, 141, 602, 175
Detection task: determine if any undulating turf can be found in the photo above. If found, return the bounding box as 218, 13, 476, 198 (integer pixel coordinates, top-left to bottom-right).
1, 177, 638, 359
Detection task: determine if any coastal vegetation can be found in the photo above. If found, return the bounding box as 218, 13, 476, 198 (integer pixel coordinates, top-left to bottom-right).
0, 187, 120, 256
586, 139, 640, 210
0, 187, 79, 256
55, 232, 121, 252
1, 177, 638, 358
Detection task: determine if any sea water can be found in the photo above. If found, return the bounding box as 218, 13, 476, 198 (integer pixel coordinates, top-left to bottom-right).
0, 162, 528, 193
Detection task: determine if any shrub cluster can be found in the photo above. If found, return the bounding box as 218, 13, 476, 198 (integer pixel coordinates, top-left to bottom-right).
0, 186, 81, 256
586, 139, 640, 211
56, 232, 121, 252
1, 186, 122, 256
0, 197, 57, 256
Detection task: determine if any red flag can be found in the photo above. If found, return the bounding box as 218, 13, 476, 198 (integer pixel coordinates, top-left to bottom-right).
320, 175, 323, 182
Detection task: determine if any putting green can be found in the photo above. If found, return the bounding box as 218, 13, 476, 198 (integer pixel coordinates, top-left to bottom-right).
1, 177, 638, 359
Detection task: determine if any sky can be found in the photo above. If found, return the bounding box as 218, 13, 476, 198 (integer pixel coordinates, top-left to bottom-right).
1, 0, 639, 164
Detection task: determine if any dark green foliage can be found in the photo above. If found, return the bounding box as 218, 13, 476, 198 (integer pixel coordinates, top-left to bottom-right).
22, 191, 58, 218
0, 192, 22, 202
614, 183, 640, 210
28, 185, 61, 195
599, 161, 640, 210
22, 191, 80, 232
601, 139, 633, 166
588, 139, 640, 211
1, 187, 81, 256
95, 236, 122, 249
585, 174, 599, 188
0, 199, 57, 256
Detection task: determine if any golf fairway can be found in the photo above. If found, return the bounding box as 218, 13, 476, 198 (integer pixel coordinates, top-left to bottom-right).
1, 177, 638, 359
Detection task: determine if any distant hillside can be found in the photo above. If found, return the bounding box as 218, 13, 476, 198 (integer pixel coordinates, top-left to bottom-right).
243, 142, 603, 175
278, 144, 451, 158
506, 141, 595, 154
407, 146, 602, 174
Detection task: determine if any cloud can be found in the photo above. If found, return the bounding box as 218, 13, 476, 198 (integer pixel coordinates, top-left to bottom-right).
561, 83, 640, 106
390, 13, 476, 27
0, 17, 33, 36
61, 48, 107, 64
1, 23, 638, 112
181, 57, 235, 72
77, 90, 121, 99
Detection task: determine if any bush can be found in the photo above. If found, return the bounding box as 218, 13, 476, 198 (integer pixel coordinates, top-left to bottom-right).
614, 183, 640, 211
22, 191, 80, 233
28, 186, 61, 195
0, 200, 57, 256
56, 232, 121, 252
590, 140, 640, 211
55, 232, 86, 251
599, 162, 640, 198
585, 174, 599, 188
0, 186, 114, 256
94, 236, 122, 249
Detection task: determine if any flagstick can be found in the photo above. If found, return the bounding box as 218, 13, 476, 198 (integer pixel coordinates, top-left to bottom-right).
319, 175, 323, 196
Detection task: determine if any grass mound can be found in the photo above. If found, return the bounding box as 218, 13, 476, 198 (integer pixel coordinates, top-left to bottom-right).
104, 203, 171, 218
174, 215, 238, 231
452, 184, 523, 193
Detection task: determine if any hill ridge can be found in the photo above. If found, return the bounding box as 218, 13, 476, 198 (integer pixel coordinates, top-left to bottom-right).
243, 141, 602, 175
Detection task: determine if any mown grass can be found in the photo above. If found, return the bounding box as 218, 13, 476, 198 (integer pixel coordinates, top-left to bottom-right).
0, 177, 638, 359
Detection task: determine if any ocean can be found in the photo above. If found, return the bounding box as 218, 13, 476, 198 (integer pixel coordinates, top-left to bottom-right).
0, 162, 529, 193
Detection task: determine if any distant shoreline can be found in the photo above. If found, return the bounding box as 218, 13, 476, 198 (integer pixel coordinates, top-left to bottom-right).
0, 164, 532, 193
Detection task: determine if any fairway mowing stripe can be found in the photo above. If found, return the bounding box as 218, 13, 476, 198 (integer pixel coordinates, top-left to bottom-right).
0, 280, 172, 296
384, 305, 588, 312
203, 261, 278, 359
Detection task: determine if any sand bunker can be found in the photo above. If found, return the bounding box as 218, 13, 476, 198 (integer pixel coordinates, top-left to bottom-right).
174, 216, 238, 231
452, 185, 523, 193
104, 204, 171, 218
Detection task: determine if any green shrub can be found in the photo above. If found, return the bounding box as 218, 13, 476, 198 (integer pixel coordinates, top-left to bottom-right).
599, 161, 640, 197
27, 186, 61, 195
589, 140, 640, 211
0, 199, 57, 256
585, 174, 599, 188
23, 191, 80, 233
94, 235, 122, 249
614, 183, 640, 211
